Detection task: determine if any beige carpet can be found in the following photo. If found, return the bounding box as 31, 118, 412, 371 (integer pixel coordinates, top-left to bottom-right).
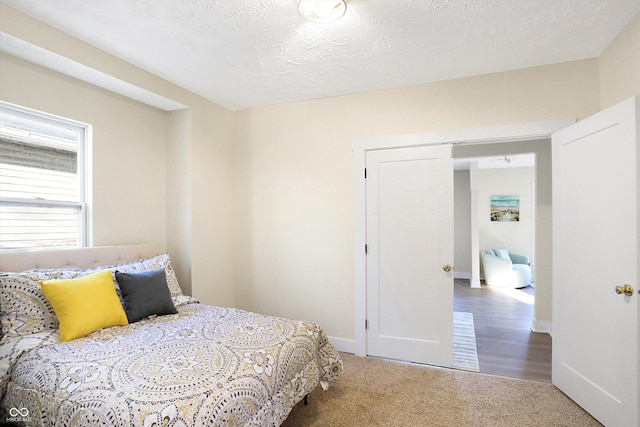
282, 353, 602, 427
453, 311, 479, 372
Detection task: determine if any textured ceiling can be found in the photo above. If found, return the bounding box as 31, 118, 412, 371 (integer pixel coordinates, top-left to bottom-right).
1, 0, 639, 111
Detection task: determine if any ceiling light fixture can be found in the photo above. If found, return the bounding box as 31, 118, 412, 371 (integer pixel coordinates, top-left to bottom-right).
298, 0, 347, 24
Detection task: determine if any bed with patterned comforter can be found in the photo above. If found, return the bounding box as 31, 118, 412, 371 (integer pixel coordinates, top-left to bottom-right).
0, 253, 343, 426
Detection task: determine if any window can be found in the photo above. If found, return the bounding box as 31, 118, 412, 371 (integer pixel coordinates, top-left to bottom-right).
0, 102, 89, 252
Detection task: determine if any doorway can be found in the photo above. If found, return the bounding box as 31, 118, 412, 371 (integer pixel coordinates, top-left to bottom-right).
451, 150, 548, 381
453, 152, 536, 289
452, 140, 551, 335
353, 120, 567, 361
354, 104, 639, 426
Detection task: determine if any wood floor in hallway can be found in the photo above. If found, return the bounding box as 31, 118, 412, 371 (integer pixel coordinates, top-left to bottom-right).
454, 279, 552, 383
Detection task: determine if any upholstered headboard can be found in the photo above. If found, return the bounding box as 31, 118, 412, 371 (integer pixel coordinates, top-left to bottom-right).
0, 244, 158, 272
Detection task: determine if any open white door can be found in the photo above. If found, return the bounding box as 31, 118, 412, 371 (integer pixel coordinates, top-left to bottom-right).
552, 96, 639, 427
366, 145, 453, 366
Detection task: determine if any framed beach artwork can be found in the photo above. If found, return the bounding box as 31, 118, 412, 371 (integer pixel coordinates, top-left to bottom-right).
491, 195, 520, 222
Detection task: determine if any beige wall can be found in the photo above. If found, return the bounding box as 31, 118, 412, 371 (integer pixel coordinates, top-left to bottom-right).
599, 11, 640, 109
234, 60, 600, 339
166, 109, 192, 295
1, 4, 639, 344
189, 102, 235, 306
0, 4, 236, 304
0, 52, 169, 252
233, 10, 638, 341
454, 170, 472, 275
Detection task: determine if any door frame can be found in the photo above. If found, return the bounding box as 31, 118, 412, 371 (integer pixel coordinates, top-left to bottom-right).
352, 119, 574, 357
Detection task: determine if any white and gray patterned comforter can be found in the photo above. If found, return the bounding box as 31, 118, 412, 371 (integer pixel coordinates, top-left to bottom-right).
1, 301, 343, 426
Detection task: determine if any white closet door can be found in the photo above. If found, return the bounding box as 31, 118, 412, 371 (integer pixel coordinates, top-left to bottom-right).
366, 145, 454, 366
552, 96, 638, 427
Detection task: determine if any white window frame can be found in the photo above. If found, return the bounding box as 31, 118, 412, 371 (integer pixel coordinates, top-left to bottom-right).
0, 101, 91, 251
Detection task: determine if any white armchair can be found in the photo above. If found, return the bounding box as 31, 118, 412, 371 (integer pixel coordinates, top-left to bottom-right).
481, 248, 531, 289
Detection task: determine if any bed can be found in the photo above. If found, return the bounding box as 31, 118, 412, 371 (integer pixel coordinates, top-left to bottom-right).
0, 245, 343, 426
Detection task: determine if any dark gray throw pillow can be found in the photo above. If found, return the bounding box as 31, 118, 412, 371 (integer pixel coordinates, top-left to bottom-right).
115, 269, 177, 323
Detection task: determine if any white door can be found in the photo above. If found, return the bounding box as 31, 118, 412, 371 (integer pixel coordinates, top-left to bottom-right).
552, 96, 638, 427
366, 145, 454, 366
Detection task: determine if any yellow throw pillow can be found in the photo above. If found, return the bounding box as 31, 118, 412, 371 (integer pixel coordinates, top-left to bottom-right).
39, 269, 129, 342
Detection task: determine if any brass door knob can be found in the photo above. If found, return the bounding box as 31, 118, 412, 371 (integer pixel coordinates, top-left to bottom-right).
443, 264, 452, 272
615, 284, 634, 296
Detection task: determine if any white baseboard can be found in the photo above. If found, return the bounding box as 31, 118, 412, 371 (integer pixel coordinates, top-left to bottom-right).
332, 320, 551, 355
331, 318, 551, 355
454, 271, 481, 288
328, 336, 356, 354
531, 318, 552, 334
454, 271, 470, 280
